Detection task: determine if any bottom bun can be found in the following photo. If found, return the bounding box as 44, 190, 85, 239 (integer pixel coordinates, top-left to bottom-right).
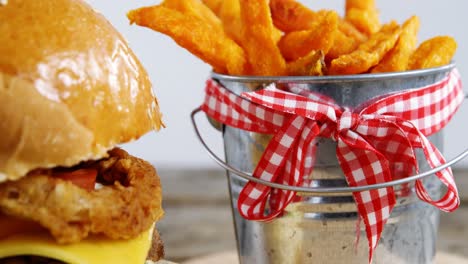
0, 226, 163, 264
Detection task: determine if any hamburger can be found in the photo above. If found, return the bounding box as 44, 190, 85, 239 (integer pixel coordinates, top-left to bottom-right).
0, 0, 165, 263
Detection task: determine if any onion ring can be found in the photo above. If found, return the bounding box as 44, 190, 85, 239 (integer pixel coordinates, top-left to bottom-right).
0, 148, 163, 244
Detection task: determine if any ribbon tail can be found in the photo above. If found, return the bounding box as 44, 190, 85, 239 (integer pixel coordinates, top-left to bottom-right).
270, 121, 321, 212
336, 132, 396, 263
413, 133, 460, 212
237, 116, 307, 221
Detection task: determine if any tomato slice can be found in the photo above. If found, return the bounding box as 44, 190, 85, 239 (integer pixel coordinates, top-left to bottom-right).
0, 215, 44, 239
54, 169, 98, 191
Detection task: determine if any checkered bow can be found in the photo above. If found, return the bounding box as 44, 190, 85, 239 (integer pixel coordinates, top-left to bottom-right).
201, 69, 463, 262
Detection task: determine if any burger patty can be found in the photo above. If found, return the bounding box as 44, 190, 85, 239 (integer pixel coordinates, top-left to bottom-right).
0, 148, 164, 243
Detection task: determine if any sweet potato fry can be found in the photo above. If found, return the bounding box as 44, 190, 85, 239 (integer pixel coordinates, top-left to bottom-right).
217, 0, 242, 43
346, 0, 376, 11
270, 0, 365, 50
345, 0, 381, 35
162, 0, 223, 33
269, 0, 318, 32
287, 50, 326, 76
408, 36, 457, 70
329, 22, 401, 75
360, 22, 399, 50
372, 16, 420, 73
201, 0, 222, 15
127, 6, 247, 75
272, 25, 284, 44
130, 0, 457, 77
346, 8, 381, 36
339, 20, 368, 43
326, 31, 360, 60
218, 0, 282, 45
239, 0, 286, 75
327, 14, 366, 61
278, 11, 339, 61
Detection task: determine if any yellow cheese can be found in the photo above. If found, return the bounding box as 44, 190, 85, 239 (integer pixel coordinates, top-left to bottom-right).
0, 228, 153, 264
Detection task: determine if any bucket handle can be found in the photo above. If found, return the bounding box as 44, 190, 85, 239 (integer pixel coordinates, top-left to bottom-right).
191, 107, 468, 194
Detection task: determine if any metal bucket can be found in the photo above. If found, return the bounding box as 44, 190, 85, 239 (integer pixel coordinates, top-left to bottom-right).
192, 64, 467, 264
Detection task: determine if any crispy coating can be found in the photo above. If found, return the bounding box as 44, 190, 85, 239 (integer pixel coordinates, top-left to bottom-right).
329, 22, 401, 75
346, 8, 381, 36
326, 30, 360, 60
0, 148, 164, 244
338, 20, 367, 43
269, 0, 364, 44
269, 1, 364, 62
408, 36, 457, 70
278, 11, 339, 61
162, 0, 224, 33
216, 0, 282, 45
217, 0, 242, 44
201, 0, 222, 15
345, 0, 381, 35
238, 0, 286, 76
346, 0, 376, 11
270, 0, 318, 32
372, 16, 420, 73
287, 50, 326, 76
127, 5, 247, 75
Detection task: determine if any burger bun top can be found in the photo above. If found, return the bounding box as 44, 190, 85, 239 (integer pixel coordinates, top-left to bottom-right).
0, 0, 163, 182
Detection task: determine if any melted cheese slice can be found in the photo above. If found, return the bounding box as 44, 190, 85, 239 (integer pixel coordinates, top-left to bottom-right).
0, 228, 153, 264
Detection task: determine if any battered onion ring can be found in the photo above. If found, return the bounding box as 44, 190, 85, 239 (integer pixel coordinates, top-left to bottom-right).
0, 148, 163, 243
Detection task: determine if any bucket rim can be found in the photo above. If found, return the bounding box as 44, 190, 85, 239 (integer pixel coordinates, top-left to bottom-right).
211, 63, 456, 83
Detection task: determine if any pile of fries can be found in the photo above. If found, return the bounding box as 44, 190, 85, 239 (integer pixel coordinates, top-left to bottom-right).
128, 0, 457, 76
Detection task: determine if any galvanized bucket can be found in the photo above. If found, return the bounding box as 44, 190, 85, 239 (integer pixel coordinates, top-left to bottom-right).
191, 63, 468, 264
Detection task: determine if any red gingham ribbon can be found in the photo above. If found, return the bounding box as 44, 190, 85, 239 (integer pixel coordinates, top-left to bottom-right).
201, 69, 463, 262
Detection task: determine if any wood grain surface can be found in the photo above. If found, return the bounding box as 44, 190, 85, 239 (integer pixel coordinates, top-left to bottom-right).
180, 251, 468, 264
156, 168, 468, 263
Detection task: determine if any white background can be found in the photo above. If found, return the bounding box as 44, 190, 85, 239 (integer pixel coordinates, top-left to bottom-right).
87, 0, 468, 169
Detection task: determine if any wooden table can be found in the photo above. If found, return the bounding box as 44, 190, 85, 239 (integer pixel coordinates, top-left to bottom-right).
181, 251, 468, 264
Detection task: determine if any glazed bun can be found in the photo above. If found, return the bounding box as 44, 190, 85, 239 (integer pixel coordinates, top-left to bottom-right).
0, 0, 163, 182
